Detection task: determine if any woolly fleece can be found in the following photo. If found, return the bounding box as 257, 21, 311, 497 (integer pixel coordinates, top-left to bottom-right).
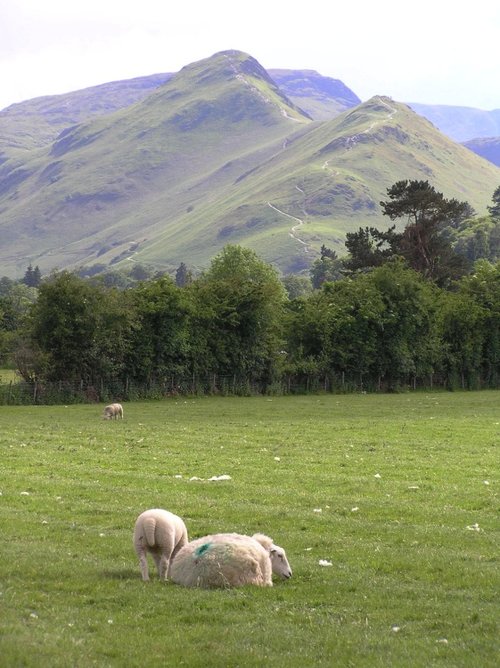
133, 508, 188, 581
170, 532, 290, 588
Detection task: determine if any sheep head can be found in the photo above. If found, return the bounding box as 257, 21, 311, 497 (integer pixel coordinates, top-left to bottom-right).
251, 533, 292, 579
270, 543, 292, 579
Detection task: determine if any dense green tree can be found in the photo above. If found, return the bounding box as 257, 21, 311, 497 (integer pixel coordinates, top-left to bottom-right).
380, 180, 471, 285
129, 263, 150, 282
0, 283, 38, 331
22, 264, 42, 288
29, 272, 134, 383
126, 276, 191, 383
192, 245, 286, 384
284, 274, 387, 386
487, 185, 500, 219
29, 272, 101, 381
0, 276, 15, 297
281, 274, 312, 299
0, 283, 39, 373
435, 289, 486, 389
343, 225, 400, 273
452, 216, 500, 263
95, 270, 130, 289
0, 304, 11, 367
369, 260, 441, 389
175, 262, 193, 287
285, 260, 444, 389
283, 291, 333, 372
76, 263, 108, 278
457, 260, 500, 385
309, 246, 343, 288
8, 241, 500, 397
321, 276, 386, 385
90, 287, 136, 382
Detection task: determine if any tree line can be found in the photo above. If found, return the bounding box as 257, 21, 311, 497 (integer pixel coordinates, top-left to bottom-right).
2, 180, 500, 402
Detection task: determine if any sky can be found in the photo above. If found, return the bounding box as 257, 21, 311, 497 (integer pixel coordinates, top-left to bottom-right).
1, 0, 500, 112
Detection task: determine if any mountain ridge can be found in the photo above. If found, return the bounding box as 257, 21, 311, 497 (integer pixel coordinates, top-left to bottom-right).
3, 58, 500, 159
1, 50, 499, 278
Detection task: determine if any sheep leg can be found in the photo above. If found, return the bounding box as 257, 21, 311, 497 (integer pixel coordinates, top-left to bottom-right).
151, 552, 162, 578
159, 555, 170, 580
138, 550, 150, 581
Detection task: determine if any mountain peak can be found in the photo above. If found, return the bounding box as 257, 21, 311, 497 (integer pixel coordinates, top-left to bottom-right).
215, 50, 274, 81
164, 49, 312, 124
175, 50, 274, 88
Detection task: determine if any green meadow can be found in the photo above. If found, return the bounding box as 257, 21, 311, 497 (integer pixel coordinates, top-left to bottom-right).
1, 392, 498, 667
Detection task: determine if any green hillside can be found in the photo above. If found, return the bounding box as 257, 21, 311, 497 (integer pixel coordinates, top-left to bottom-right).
0, 73, 174, 155
1, 51, 499, 278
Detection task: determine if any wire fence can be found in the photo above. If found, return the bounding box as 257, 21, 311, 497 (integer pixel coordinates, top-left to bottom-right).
0, 369, 484, 405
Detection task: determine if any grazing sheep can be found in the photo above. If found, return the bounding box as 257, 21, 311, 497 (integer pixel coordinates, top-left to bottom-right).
170, 532, 292, 588
103, 403, 123, 420
133, 508, 189, 581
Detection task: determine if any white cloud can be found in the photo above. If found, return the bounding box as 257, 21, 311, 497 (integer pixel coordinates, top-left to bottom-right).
1, 0, 499, 110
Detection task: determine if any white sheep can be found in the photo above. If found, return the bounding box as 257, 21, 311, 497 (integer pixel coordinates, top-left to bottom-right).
170, 532, 292, 588
103, 403, 123, 420
133, 508, 189, 581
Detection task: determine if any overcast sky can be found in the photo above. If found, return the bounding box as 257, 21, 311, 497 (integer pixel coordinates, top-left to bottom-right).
1, 0, 499, 112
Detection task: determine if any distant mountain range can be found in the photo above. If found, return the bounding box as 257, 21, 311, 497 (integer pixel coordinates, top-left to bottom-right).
1, 50, 499, 278
462, 136, 500, 167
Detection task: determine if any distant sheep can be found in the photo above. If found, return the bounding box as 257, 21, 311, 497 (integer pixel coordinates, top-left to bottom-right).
103, 403, 123, 420
133, 508, 189, 581
170, 532, 292, 588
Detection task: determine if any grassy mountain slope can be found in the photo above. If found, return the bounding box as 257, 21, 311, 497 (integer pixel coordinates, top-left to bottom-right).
0, 67, 357, 160
96, 96, 500, 274
146, 95, 499, 274
1, 51, 500, 278
0, 51, 312, 276
0, 73, 174, 155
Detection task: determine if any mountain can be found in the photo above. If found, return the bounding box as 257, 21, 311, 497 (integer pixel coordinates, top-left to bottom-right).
406, 105, 500, 167
408, 103, 500, 143
0, 73, 174, 157
0, 51, 311, 276
1, 50, 499, 279
267, 69, 360, 120
0, 68, 359, 158
2, 64, 499, 156
463, 137, 500, 167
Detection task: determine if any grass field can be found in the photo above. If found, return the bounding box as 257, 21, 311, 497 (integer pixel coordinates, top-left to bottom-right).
1, 392, 498, 667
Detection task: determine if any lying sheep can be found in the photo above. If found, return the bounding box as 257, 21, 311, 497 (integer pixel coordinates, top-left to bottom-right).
133, 508, 189, 581
170, 532, 292, 588
103, 403, 123, 420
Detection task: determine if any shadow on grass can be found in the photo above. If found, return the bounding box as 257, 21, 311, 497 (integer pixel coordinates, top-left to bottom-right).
101, 568, 138, 580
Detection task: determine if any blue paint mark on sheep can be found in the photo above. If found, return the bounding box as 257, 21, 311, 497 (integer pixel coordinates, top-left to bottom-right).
194, 542, 212, 558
